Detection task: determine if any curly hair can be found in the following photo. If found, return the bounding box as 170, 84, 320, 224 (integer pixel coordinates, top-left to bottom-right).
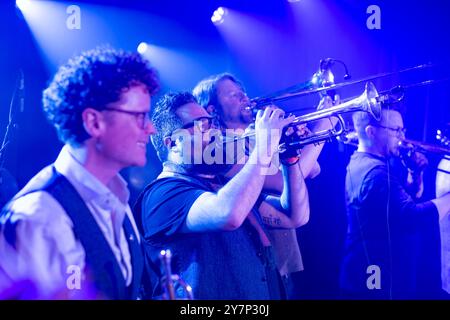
151, 92, 197, 162
42, 46, 160, 145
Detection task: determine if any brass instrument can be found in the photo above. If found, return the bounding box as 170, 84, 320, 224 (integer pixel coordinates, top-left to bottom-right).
227, 82, 381, 152
158, 249, 194, 300
250, 58, 343, 109
249, 62, 434, 108
339, 131, 450, 158
398, 138, 450, 158
226, 61, 443, 153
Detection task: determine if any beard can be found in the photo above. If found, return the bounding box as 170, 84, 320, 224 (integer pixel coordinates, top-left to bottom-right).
240, 109, 254, 125
178, 134, 237, 176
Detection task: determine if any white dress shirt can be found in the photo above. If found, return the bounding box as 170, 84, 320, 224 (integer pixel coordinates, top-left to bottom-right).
0, 145, 140, 299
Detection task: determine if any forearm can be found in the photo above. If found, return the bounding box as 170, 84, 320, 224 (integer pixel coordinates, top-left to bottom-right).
299, 144, 324, 179
279, 163, 310, 226
296, 118, 333, 178
214, 149, 269, 228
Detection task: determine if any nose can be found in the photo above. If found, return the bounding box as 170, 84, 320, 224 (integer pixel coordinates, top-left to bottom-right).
144, 119, 157, 135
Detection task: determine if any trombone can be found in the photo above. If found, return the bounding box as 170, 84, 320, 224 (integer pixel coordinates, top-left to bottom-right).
250, 62, 435, 108
220, 60, 443, 152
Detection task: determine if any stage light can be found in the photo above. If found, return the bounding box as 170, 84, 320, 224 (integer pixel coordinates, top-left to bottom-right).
16, 0, 30, 12
137, 42, 148, 54
211, 7, 227, 25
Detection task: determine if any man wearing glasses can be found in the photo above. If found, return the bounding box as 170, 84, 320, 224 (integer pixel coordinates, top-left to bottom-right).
134, 91, 309, 299
0, 47, 159, 299
340, 105, 450, 299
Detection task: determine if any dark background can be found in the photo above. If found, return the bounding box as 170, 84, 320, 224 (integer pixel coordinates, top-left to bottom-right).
1, 0, 449, 298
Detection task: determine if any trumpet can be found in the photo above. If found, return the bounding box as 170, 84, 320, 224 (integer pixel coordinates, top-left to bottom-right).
339, 131, 450, 157
398, 138, 450, 157
158, 249, 194, 300
226, 81, 381, 152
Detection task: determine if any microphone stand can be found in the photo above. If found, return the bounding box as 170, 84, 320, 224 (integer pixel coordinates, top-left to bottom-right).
0, 70, 23, 206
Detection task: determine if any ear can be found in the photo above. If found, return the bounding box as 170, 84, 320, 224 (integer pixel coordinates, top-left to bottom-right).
365, 125, 376, 139
206, 104, 216, 116
82, 108, 105, 138
164, 136, 180, 154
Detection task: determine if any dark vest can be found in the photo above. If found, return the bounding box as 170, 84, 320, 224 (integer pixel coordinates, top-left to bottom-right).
1, 165, 143, 299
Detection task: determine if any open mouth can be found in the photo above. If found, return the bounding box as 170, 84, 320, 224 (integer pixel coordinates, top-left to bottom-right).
241, 104, 252, 114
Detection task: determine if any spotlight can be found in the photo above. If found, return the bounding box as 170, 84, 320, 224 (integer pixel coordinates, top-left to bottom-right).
16, 0, 29, 12
211, 7, 227, 25
137, 42, 148, 54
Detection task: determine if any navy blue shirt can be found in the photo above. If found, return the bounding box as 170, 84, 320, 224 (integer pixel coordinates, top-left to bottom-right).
135, 175, 282, 300
340, 152, 440, 299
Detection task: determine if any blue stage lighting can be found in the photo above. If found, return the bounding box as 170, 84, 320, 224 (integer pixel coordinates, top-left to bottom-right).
137, 42, 148, 54
211, 7, 227, 25
16, 0, 30, 12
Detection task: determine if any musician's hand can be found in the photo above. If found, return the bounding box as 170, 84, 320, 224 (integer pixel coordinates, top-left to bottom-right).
279, 124, 310, 165
254, 106, 295, 164
284, 124, 310, 138
317, 94, 340, 111
404, 151, 428, 173
314, 94, 340, 131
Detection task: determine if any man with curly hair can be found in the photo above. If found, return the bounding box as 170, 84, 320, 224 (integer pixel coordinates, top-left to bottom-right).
0, 47, 159, 299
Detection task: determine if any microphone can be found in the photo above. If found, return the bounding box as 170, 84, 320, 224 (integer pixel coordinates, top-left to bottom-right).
319, 58, 351, 80
319, 58, 333, 71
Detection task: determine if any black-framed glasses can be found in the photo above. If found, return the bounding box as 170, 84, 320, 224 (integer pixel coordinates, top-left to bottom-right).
103, 107, 150, 129
165, 116, 214, 141
375, 124, 407, 136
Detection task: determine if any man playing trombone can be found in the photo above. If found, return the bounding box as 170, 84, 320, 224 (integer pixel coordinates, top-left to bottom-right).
340, 104, 450, 299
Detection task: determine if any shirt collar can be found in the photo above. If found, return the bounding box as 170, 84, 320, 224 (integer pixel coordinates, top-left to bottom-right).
54, 145, 130, 204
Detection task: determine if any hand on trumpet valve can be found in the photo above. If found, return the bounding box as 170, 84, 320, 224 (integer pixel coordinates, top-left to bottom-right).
254, 106, 295, 163
279, 124, 310, 165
